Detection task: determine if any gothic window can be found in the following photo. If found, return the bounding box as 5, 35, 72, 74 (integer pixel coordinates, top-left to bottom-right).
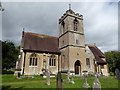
43, 55, 46, 69
86, 58, 90, 68
74, 19, 78, 31
61, 21, 65, 33
29, 53, 38, 66
49, 55, 56, 66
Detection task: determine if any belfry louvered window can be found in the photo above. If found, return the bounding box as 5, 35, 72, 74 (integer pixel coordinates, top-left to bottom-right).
29, 53, 38, 66
74, 19, 78, 31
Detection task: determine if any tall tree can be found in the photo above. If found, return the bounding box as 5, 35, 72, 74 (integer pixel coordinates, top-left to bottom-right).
105, 51, 120, 73
2, 41, 19, 69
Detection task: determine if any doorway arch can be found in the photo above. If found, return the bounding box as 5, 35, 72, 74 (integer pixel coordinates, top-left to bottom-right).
74, 60, 81, 74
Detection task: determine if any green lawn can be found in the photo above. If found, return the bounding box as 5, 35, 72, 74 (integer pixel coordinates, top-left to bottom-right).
1, 74, 119, 89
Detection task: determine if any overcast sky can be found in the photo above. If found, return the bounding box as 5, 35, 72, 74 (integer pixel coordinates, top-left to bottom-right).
1, 2, 118, 52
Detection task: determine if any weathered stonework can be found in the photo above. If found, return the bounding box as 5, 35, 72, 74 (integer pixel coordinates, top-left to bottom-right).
15, 9, 109, 76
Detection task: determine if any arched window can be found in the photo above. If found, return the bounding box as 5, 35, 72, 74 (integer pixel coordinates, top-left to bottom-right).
86, 58, 90, 68
29, 53, 38, 66
61, 21, 65, 33
74, 19, 78, 31
49, 55, 56, 66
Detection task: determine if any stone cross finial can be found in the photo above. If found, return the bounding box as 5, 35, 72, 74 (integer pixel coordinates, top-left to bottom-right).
0, 2, 4, 11
69, 4, 71, 10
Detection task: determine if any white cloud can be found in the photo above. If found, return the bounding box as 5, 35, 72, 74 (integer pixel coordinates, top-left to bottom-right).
2, 2, 118, 52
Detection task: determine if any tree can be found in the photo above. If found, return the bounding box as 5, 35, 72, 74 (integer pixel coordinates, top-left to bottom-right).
105, 51, 120, 73
2, 41, 20, 69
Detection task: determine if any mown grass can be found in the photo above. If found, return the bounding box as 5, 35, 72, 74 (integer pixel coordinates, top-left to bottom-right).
1, 74, 119, 89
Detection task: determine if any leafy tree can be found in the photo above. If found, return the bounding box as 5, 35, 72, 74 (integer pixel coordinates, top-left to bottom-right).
2, 41, 20, 69
105, 51, 120, 73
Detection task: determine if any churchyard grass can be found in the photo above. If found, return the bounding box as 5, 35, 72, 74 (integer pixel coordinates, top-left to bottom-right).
1, 74, 119, 89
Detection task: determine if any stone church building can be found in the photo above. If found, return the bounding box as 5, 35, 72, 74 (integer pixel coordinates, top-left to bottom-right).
15, 8, 109, 76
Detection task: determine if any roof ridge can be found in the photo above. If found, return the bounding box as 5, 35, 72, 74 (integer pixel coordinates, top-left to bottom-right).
94, 46, 105, 57
86, 44, 105, 57
25, 32, 59, 39
85, 44, 95, 47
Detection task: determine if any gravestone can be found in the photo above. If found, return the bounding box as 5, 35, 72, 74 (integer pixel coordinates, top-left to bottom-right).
56, 72, 63, 89
66, 71, 71, 83
93, 74, 101, 90
71, 74, 75, 84
115, 68, 120, 80
16, 72, 21, 79
82, 75, 90, 88
46, 69, 50, 85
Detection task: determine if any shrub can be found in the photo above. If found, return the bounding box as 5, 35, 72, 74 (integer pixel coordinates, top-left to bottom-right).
2, 70, 14, 74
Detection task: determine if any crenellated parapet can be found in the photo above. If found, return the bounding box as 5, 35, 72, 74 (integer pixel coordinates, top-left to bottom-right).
59, 9, 83, 23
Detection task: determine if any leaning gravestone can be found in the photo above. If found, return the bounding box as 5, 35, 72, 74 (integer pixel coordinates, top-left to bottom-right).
115, 68, 120, 80
46, 69, 50, 85
56, 72, 63, 89
66, 71, 71, 83
82, 75, 90, 88
93, 74, 101, 90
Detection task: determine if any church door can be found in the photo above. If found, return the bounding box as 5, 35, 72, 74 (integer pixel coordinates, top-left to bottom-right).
75, 60, 81, 74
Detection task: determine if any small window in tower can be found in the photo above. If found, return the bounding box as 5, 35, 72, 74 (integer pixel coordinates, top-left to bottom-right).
74, 19, 78, 31
76, 40, 78, 44
62, 21, 65, 33
62, 55, 65, 63
63, 41, 64, 46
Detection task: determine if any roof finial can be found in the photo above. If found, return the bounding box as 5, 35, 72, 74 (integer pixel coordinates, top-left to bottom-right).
94, 43, 96, 46
69, 4, 71, 10
23, 28, 25, 31
22, 28, 25, 37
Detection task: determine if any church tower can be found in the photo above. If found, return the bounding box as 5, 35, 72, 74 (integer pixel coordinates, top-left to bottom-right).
59, 6, 86, 74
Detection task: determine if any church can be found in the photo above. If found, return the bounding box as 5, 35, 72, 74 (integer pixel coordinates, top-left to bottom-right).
15, 7, 109, 76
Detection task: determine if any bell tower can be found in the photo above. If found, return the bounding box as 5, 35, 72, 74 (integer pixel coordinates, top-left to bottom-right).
59, 6, 86, 74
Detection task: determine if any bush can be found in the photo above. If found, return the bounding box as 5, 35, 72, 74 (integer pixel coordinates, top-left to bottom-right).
2, 70, 14, 74
109, 72, 114, 76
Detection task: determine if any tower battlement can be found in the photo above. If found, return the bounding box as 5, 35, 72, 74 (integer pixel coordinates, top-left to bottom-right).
59, 9, 83, 23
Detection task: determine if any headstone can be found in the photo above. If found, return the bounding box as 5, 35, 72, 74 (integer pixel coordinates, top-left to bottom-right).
93, 74, 101, 90
16, 72, 21, 79
56, 72, 63, 88
66, 71, 71, 83
82, 75, 90, 88
71, 74, 75, 84
46, 69, 50, 85
115, 68, 120, 80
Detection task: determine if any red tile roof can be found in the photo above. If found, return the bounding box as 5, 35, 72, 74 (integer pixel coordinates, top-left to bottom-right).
22, 32, 107, 64
85, 44, 107, 64
22, 32, 60, 54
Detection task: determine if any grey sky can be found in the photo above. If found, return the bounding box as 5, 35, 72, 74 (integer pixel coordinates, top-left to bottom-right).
1, 2, 118, 52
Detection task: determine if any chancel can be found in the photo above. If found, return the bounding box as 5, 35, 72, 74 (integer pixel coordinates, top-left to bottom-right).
15, 5, 109, 76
